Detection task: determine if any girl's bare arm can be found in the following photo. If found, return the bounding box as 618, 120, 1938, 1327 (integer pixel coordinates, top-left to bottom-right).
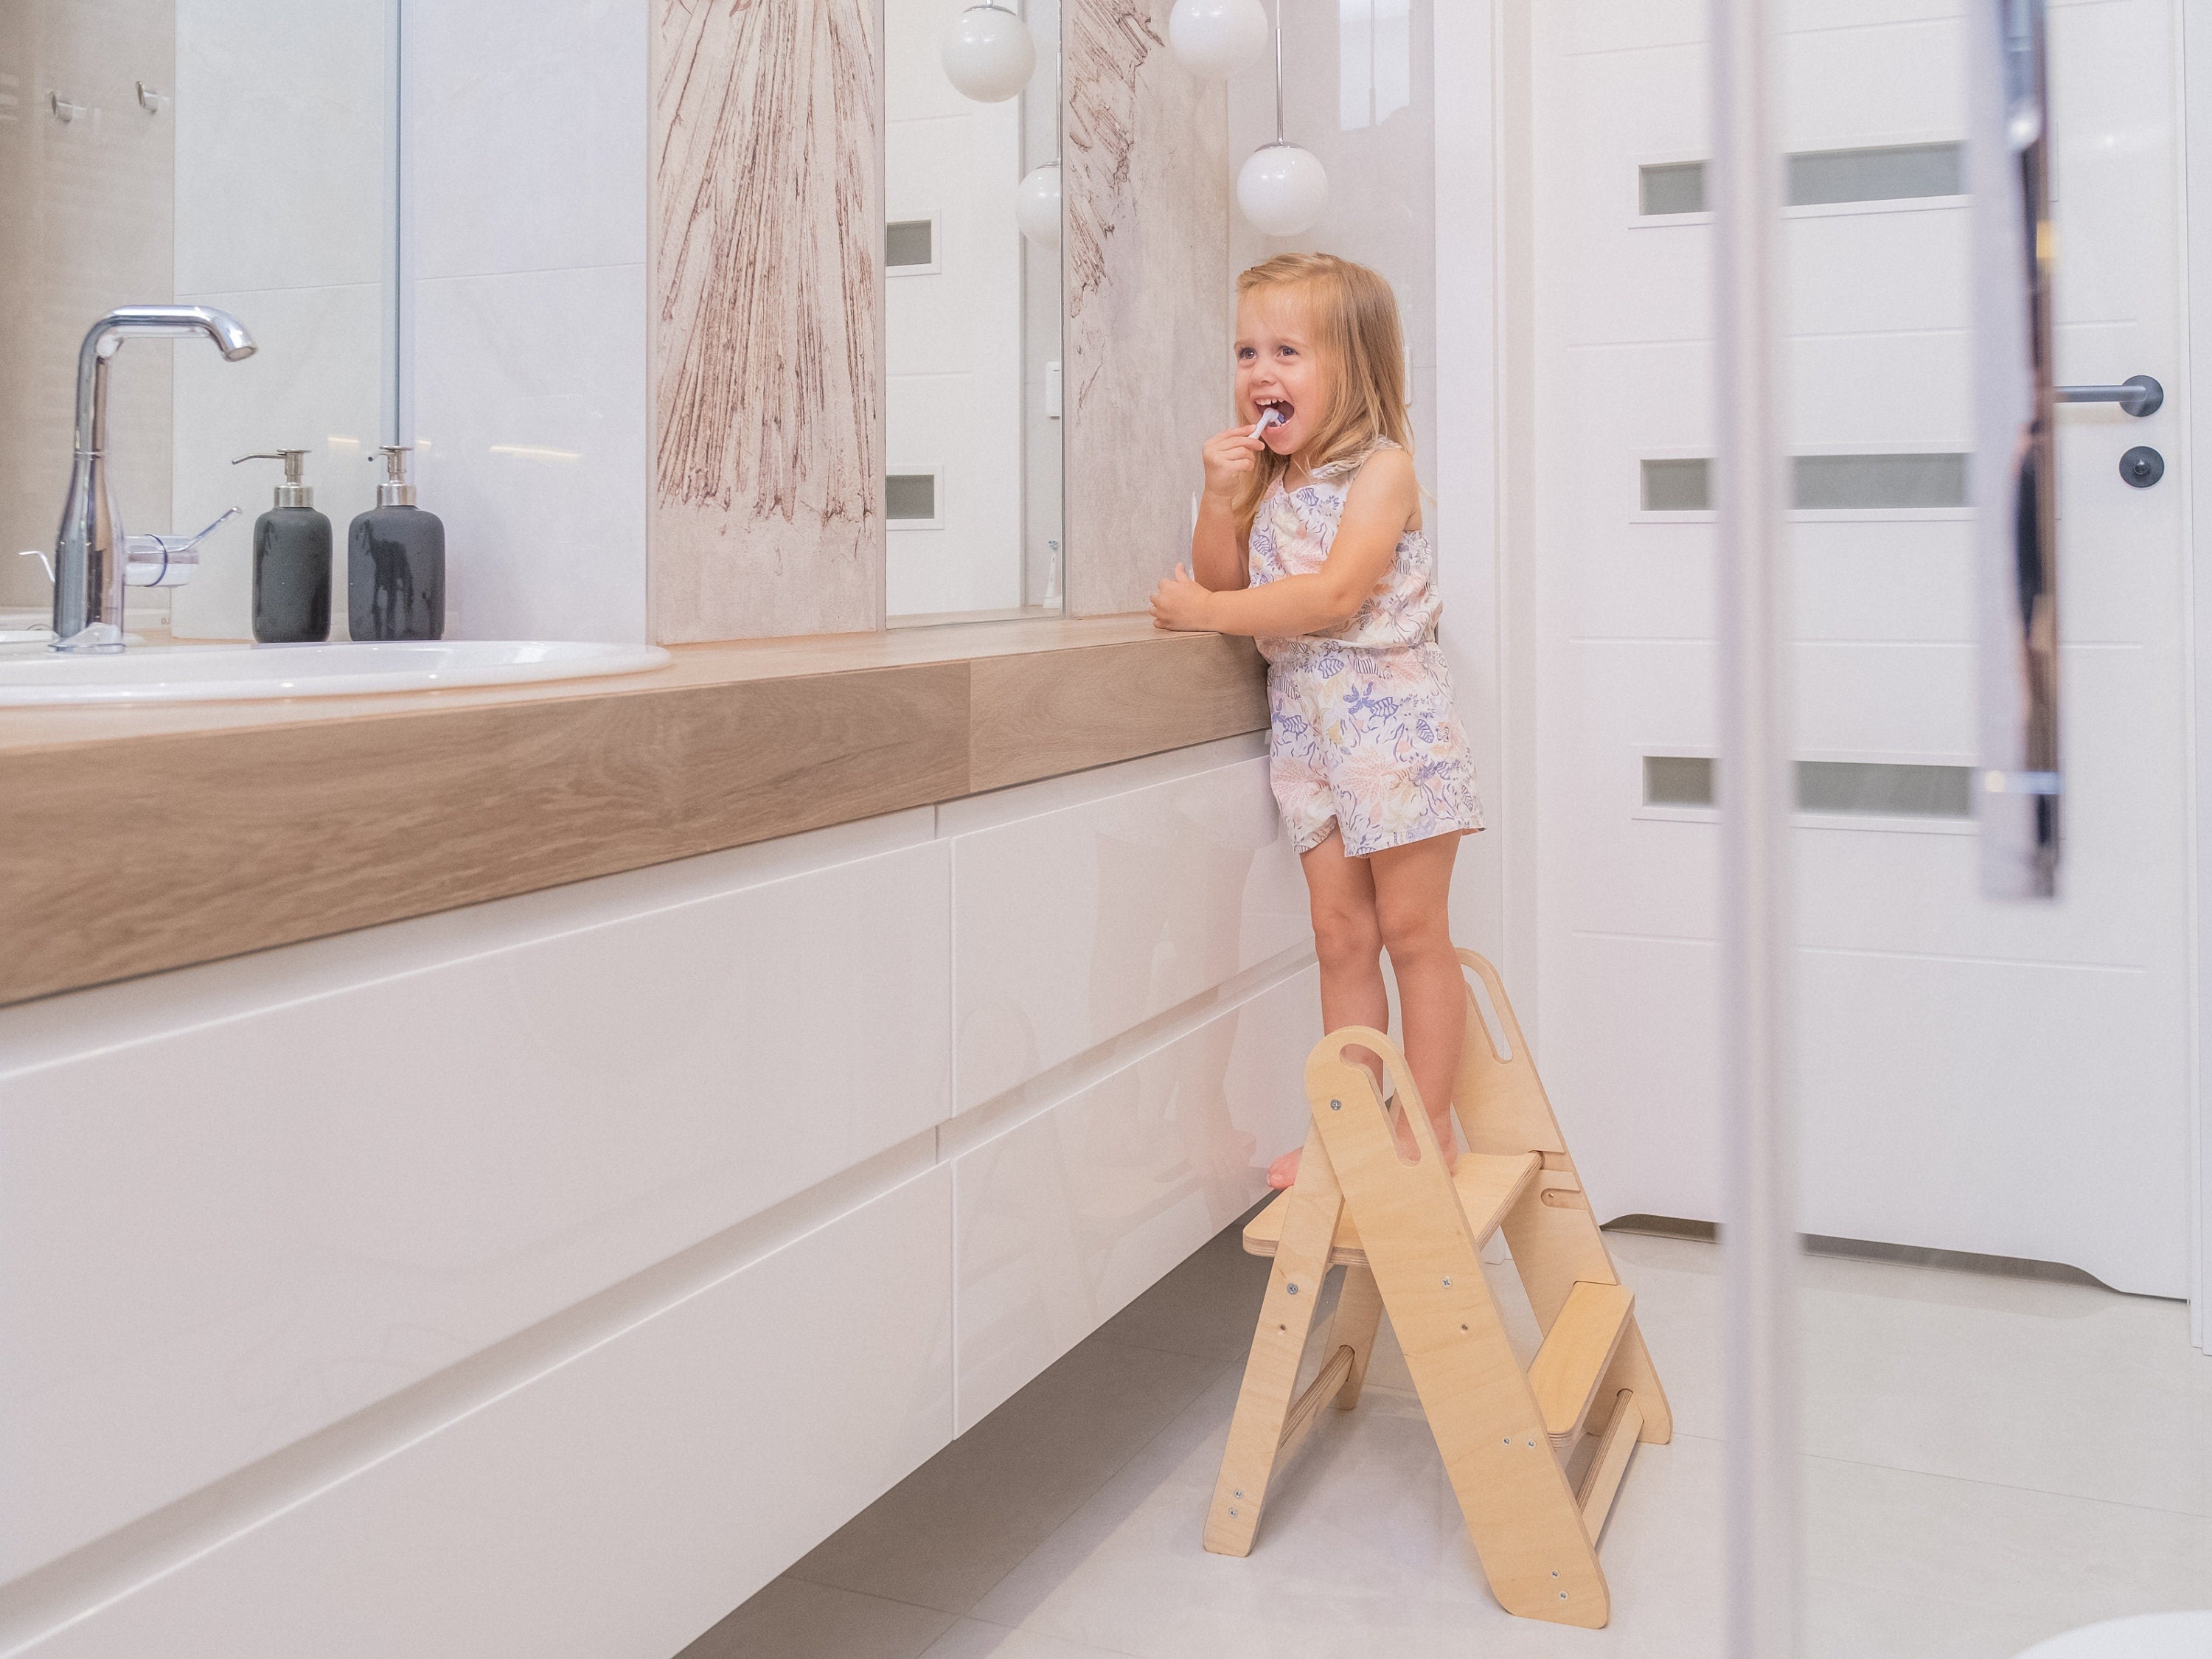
1153, 448, 1416, 636
1189, 424, 1266, 592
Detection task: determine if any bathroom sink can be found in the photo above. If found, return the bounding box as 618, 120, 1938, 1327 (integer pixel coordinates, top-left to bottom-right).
0, 639, 673, 706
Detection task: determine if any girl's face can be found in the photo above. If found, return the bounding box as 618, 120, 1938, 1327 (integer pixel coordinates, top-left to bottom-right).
1235, 288, 1327, 459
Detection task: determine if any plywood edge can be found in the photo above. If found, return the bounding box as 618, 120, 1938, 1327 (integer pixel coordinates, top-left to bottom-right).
969, 628, 1266, 790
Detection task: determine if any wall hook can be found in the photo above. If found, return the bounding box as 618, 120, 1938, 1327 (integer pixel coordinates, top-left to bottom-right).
48, 91, 87, 124
135, 81, 168, 115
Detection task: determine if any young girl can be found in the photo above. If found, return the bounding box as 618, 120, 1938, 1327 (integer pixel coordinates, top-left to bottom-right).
1150, 253, 1483, 1189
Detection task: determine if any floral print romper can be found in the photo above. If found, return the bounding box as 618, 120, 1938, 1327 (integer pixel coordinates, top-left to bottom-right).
1249, 439, 1485, 858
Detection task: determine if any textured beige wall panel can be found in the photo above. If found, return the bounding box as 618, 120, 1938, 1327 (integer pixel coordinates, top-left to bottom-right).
650, 0, 884, 643
1063, 0, 1231, 617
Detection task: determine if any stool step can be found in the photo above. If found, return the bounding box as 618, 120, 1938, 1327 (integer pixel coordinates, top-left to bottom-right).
1242, 1150, 1543, 1267
1528, 1280, 1636, 1450
1577, 1389, 1644, 1540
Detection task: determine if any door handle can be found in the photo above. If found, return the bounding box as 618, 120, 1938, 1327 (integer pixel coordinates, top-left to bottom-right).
2055, 375, 2163, 417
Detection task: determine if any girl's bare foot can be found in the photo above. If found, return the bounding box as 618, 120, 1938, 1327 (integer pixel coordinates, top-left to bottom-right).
1267, 1146, 1302, 1189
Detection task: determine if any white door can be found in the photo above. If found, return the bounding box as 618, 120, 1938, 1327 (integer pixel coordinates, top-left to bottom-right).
1526, 0, 2192, 1297
883, 0, 1028, 619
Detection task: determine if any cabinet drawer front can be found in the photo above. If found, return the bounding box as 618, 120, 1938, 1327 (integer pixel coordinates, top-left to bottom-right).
7, 1169, 954, 1659
0, 839, 950, 1582
953, 965, 1318, 1429
950, 754, 1307, 1110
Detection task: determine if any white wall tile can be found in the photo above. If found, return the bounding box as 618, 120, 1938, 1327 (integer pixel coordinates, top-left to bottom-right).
0, 836, 950, 1579
1229, 0, 1436, 504
413, 262, 648, 642
949, 754, 1310, 1111
15, 1169, 954, 1659
168, 280, 385, 640
173, 0, 389, 295
952, 965, 1319, 1430
408, 0, 647, 279
398, 0, 651, 644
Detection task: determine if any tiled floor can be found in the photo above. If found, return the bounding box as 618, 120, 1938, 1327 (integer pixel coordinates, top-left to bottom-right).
681, 1218, 2212, 1659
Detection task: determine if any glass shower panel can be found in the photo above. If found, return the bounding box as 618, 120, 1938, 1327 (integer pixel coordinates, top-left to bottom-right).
1782, 1, 2203, 1651
1532, 1, 2204, 1648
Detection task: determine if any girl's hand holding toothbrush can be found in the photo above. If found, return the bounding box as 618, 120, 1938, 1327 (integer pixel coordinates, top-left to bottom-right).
1200, 412, 1274, 501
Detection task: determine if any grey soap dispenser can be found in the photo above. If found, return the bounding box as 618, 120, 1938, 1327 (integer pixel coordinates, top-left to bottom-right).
349, 445, 445, 641
233, 448, 332, 643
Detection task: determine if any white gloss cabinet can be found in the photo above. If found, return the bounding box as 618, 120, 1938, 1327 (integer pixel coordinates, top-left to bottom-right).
0, 830, 951, 1582
952, 965, 1321, 1430
14, 1168, 955, 1659
0, 739, 1310, 1657
947, 748, 1310, 1110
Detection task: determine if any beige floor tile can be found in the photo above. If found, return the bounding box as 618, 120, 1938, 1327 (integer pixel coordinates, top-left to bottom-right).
970, 1367, 1463, 1659
1430, 1430, 1728, 1655
785, 1337, 1225, 1615
919, 1617, 1147, 1658
678, 1578, 956, 1659
971, 1355, 1733, 1658
697, 1217, 2209, 1659
1091, 1206, 1273, 1364
1604, 1231, 1725, 1439
1798, 1253, 2211, 1516
1803, 1454, 2212, 1659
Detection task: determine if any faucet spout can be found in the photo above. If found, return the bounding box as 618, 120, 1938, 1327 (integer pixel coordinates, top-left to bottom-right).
55, 306, 256, 651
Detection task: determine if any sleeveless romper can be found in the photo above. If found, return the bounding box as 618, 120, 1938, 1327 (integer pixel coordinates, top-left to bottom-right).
1248, 440, 1485, 857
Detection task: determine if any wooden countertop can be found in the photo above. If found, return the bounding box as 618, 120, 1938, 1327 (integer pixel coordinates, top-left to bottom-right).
0, 618, 1267, 1006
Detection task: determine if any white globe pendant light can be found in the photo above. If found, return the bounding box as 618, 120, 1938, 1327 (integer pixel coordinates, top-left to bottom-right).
942, 1, 1035, 103
1168, 0, 1269, 80
1237, 3, 1327, 237
1238, 143, 1328, 237
1015, 52, 1062, 250
1017, 163, 1061, 248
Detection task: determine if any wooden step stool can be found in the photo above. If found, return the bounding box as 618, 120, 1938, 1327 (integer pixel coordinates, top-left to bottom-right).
1203, 950, 1671, 1629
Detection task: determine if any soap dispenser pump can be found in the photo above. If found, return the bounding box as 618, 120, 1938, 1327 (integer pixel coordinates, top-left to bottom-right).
349, 445, 445, 641
232, 448, 333, 643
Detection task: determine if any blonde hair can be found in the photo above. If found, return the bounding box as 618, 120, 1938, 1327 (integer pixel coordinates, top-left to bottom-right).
1231, 253, 1412, 543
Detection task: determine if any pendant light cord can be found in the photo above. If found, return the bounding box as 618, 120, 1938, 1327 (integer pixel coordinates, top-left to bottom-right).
1273, 0, 1286, 144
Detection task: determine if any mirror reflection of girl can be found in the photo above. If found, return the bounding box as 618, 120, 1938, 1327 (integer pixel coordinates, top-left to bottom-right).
1151, 253, 1484, 1189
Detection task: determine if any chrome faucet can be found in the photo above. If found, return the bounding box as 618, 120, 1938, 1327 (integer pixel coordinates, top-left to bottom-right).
52, 305, 255, 651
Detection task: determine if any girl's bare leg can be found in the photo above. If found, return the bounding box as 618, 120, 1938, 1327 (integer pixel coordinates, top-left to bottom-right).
1267, 828, 1388, 1188
1368, 831, 1467, 1165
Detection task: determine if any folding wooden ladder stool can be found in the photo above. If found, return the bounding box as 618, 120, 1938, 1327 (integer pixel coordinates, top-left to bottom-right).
1203, 949, 1671, 1630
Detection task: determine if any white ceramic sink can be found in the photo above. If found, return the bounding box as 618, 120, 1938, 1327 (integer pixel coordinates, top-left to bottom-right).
0, 639, 673, 706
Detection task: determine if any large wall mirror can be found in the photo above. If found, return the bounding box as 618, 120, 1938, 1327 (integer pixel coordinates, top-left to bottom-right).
885, 0, 1063, 625
0, 3, 394, 640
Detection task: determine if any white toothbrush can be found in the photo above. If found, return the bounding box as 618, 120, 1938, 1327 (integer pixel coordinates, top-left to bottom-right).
1251, 407, 1284, 440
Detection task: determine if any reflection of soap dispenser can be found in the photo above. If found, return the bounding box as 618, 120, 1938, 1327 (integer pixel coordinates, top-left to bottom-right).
349, 445, 445, 641
233, 449, 332, 643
